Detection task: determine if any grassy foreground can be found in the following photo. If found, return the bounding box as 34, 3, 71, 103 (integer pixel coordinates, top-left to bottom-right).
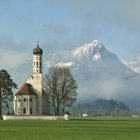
0, 117, 140, 140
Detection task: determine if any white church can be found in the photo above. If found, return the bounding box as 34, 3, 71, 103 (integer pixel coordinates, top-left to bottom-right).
14, 42, 50, 116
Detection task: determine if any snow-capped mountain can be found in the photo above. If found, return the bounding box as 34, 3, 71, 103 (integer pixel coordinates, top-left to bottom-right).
122, 56, 140, 73
72, 40, 102, 60
72, 40, 118, 61
56, 40, 134, 78
46, 40, 140, 106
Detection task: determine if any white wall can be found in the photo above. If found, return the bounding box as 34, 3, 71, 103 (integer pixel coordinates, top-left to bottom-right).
3, 115, 65, 120
14, 95, 36, 115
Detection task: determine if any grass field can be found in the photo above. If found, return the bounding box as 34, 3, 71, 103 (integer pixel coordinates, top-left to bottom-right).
0, 117, 140, 140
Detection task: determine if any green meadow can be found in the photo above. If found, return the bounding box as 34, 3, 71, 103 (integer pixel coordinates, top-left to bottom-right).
0, 117, 140, 140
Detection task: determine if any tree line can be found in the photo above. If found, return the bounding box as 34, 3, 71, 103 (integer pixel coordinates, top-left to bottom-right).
75, 99, 129, 116
0, 67, 131, 117
0, 67, 78, 117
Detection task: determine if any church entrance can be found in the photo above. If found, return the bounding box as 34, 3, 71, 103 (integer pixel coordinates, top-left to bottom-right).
23, 108, 26, 114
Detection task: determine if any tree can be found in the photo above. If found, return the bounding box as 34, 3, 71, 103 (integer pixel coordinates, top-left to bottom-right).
0, 70, 17, 117
44, 66, 78, 115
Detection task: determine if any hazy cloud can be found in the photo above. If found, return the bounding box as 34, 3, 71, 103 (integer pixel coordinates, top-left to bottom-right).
51, 0, 140, 26
0, 48, 31, 69
78, 78, 125, 101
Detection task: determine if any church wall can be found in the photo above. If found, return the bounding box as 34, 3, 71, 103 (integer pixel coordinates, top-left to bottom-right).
3, 115, 65, 120
14, 95, 36, 115
33, 73, 43, 115
26, 76, 33, 85
42, 94, 50, 114
14, 96, 18, 115
28, 95, 36, 115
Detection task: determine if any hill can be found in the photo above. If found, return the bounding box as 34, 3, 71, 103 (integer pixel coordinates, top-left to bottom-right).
75, 99, 129, 116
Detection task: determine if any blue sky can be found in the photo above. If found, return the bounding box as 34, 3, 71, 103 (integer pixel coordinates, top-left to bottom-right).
0, 0, 140, 86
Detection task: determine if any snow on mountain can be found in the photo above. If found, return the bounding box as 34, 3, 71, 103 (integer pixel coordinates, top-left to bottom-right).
56, 62, 74, 67
72, 40, 118, 62
122, 56, 140, 73
68, 40, 133, 78
45, 40, 140, 106
73, 40, 102, 60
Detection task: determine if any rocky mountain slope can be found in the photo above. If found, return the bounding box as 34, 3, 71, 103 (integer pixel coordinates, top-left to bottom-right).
46, 40, 140, 106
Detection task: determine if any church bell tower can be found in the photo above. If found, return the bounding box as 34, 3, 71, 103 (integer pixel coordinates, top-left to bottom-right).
33, 41, 43, 115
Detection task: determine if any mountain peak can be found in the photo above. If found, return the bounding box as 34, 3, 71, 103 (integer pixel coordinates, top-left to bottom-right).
72, 40, 105, 60
90, 40, 101, 47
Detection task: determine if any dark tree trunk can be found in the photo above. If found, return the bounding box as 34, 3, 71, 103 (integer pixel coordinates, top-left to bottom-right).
62, 105, 65, 115
56, 105, 60, 115
0, 89, 1, 118
0, 99, 2, 118
53, 102, 56, 115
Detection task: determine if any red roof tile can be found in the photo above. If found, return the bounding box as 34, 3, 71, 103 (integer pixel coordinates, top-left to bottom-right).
16, 83, 37, 95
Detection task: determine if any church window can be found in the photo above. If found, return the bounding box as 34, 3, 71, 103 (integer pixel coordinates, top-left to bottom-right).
34, 62, 35, 67
30, 98, 32, 102
30, 108, 32, 114
18, 108, 20, 114
23, 98, 26, 102
37, 62, 38, 68
23, 108, 26, 114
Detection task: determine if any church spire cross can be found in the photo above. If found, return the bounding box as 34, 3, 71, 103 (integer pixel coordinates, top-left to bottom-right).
33, 41, 43, 55
37, 40, 39, 48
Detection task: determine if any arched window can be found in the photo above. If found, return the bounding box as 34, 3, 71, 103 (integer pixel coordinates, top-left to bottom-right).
18, 108, 20, 114
30, 108, 32, 114
30, 98, 32, 102
23, 108, 26, 114
37, 62, 38, 68
23, 98, 26, 102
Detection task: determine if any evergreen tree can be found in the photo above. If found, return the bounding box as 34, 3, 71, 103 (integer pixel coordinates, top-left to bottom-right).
0, 70, 17, 117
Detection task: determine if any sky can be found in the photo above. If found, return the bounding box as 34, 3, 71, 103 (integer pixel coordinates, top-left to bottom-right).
1, 0, 140, 87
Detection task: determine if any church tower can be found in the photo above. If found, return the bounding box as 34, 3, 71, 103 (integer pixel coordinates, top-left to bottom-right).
14, 42, 50, 116
33, 41, 43, 115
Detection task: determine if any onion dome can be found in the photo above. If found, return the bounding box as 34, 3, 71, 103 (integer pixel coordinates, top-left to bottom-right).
33, 41, 43, 55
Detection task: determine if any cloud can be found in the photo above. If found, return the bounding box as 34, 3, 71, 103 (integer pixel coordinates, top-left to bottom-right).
41, 0, 140, 61
77, 71, 140, 107
0, 48, 31, 69
50, 0, 140, 27
117, 0, 140, 26
42, 24, 85, 53
78, 78, 125, 102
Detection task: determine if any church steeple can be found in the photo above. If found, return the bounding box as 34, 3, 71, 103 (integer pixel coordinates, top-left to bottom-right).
32, 41, 43, 115
37, 40, 39, 48
33, 41, 43, 74
14, 42, 50, 116
33, 41, 43, 55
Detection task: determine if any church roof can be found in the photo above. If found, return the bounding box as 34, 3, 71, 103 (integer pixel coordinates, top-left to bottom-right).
15, 83, 37, 96
33, 41, 43, 55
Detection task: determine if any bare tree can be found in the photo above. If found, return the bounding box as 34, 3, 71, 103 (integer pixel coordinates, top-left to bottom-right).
44, 66, 78, 115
